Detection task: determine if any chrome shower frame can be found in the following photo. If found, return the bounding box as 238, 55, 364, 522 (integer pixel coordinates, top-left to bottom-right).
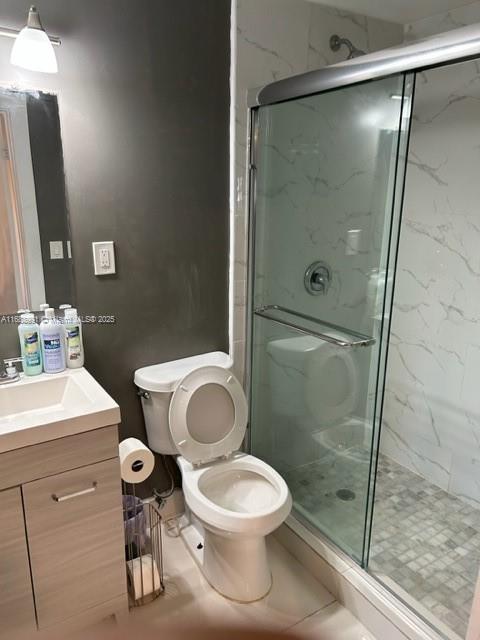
247, 23, 480, 108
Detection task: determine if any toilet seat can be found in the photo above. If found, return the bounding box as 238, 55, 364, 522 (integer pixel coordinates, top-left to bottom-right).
179, 453, 292, 535
169, 366, 248, 465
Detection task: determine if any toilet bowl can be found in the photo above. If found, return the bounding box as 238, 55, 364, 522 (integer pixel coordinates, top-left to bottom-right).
178, 453, 291, 601
134, 351, 292, 602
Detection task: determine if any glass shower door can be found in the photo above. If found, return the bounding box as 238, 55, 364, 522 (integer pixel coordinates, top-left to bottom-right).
249, 74, 413, 562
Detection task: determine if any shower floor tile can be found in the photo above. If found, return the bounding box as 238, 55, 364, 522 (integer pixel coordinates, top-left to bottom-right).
370, 455, 479, 638
286, 452, 480, 638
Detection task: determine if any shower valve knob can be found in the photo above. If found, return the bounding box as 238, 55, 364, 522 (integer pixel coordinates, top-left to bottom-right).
304, 261, 332, 295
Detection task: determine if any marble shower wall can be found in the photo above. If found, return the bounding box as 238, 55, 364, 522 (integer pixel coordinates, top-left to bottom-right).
380, 58, 480, 506
232, 0, 403, 382
404, 1, 480, 41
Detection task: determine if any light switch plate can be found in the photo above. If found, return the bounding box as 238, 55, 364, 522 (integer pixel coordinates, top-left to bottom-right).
92, 241, 116, 275
49, 241, 64, 260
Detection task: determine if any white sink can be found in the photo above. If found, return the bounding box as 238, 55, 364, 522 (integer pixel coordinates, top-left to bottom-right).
0, 368, 120, 453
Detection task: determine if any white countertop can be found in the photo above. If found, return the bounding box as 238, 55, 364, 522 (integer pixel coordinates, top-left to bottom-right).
0, 367, 121, 454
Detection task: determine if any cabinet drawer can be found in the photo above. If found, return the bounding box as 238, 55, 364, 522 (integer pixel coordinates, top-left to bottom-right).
0, 426, 119, 490
0, 488, 36, 635
23, 458, 126, 629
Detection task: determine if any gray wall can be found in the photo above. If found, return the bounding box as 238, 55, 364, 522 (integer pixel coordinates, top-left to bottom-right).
0, 0, 231, 490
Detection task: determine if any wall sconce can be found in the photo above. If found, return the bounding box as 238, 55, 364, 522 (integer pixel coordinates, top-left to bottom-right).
0, 6, 60, 74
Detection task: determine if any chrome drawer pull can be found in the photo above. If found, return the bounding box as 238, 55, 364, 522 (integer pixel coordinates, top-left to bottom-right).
52, 481, 98, 503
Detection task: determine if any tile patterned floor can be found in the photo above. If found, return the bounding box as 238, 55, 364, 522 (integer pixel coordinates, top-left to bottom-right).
286, 452, 480, 638
129, 526, 375, 639
370, 455, 480, 638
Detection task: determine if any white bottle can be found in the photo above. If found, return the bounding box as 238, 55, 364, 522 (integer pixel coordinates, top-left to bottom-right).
64, 308, 84, 369
40, 308, 66, 374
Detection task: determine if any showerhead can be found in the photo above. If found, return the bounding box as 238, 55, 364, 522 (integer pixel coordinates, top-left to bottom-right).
330, 34, 365, 60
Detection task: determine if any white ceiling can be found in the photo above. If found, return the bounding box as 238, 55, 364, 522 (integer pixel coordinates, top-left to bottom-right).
307, 0, 478, 24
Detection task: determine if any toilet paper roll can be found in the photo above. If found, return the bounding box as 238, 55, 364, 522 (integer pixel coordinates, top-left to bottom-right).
119, 438, 155, 484
126, 554, 161, 600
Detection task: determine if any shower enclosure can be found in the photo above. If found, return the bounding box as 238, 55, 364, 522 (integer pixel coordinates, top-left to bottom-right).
247, 26, 480, 640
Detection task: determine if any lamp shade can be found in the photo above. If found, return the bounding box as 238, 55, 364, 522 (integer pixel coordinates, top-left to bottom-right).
10, 7, 58, 73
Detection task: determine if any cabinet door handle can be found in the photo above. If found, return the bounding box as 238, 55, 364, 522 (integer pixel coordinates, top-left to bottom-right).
51, 481, 98, 503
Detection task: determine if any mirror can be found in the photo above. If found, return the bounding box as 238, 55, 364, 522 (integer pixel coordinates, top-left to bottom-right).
0, 87, 74, 314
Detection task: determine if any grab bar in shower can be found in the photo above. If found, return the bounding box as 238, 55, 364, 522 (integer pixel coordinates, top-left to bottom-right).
254, 304, 376, 348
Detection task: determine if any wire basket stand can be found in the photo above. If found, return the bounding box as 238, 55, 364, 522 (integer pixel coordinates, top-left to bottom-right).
123, 480, 164, 607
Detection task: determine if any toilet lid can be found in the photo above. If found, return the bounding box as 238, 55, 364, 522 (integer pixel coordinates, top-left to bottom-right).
169, 365, 248, 464
306, 343, 358, 424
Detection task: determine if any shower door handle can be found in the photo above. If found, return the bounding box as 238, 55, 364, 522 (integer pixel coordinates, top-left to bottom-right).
254, 305, 375, 348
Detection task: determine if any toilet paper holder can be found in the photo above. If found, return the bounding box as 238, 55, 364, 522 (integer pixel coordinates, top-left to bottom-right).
123, 480, 165, 606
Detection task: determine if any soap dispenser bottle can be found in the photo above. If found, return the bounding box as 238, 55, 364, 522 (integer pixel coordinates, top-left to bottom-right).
64, 308, 84, 368
18, 312, 42, 376
40, 308, 66, 374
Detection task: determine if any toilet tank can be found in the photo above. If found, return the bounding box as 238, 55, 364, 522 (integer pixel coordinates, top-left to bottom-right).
134, 351, 233, 455
267, 336, 320, 421
267, 335, 358, 429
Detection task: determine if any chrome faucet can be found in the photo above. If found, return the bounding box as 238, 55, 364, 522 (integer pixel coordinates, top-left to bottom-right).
0, 357, 23, 384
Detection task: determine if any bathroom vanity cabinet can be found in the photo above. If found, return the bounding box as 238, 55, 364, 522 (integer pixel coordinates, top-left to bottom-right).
1, 486, 36, 634
0, 426, 128, 635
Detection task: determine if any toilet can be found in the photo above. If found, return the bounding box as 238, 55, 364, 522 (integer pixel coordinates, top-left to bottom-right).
134, 351, 292, 602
